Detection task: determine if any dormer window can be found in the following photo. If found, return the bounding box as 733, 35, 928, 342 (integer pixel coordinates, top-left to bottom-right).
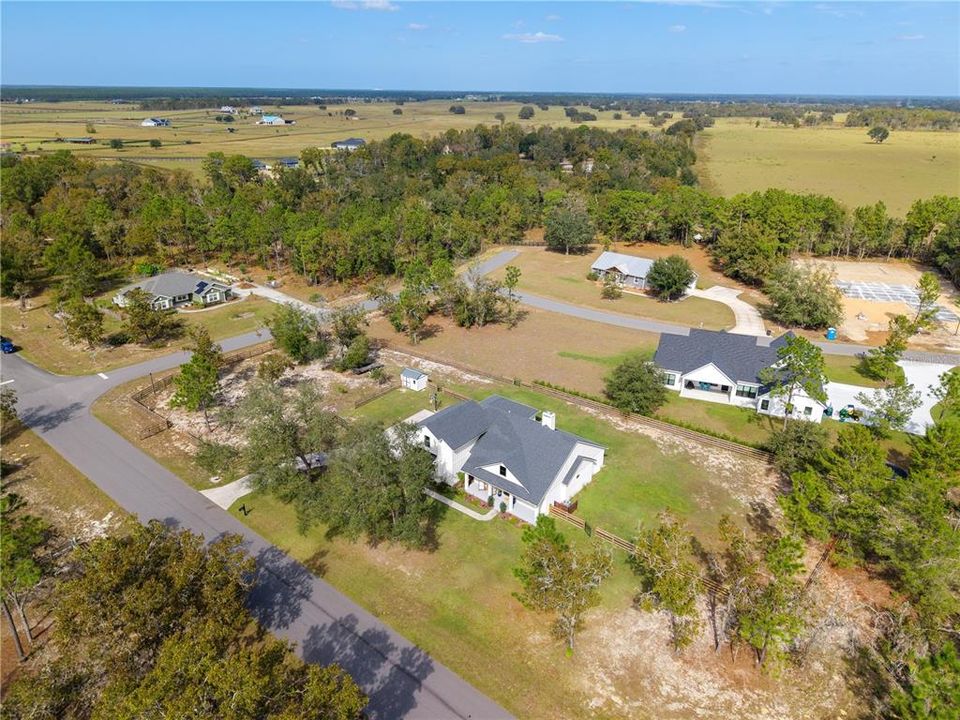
499, 465, 507, 477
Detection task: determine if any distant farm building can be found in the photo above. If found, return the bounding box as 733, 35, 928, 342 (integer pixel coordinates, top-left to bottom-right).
249, 106, 263, 115
219, 105, 237, 114
140, 118, 171, 127
276, 157, 299, 169
331, 137, 366, 151
258, 115, 287, 126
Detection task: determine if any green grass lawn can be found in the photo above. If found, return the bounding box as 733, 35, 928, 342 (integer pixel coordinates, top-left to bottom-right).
229, 489, 638, 720
823, 355, 890, 388
656, 393, 777, 446
0, 293, 275, 375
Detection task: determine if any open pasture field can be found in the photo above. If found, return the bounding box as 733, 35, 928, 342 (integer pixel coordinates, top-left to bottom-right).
488, 245, 737, 330
697, 117, 960, 216
0, 99, 658, 176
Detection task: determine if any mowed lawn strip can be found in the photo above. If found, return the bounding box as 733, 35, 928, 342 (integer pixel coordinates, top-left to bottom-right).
490, 247, 736, 331
0, 293, 274, 375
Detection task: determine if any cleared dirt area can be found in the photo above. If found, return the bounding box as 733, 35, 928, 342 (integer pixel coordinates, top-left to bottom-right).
800, 259, 960, 351
367, 307, 658, 396
489, 246, 737, 330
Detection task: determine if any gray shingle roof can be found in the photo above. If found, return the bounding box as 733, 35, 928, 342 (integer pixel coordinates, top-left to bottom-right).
591, 251, 654, 279
418, 395, 602, 506
654, 329, 795, 384
118, 271, 229, 300
400, 367, 426, 381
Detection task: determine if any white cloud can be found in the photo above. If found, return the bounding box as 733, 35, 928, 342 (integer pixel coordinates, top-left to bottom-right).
896, 33, 925, 41
502, 31, 564, 44
814, 3, 863, 19
407, 22, 428, 30
332, 0, 398, 12
545, 14, 561, 21
669, 24, 687, 32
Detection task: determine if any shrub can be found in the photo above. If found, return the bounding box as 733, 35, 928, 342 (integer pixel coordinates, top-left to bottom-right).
499, 501, 507, 514
487, 495, 494, 507
646, 255, 695, 300
603, 356, 668, 415
764, 263, 843, 330
601, 275, 622, 299
586, 270, 599, 281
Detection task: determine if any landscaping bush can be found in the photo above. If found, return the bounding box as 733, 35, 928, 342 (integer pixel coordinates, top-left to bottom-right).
646, 255, 695, 301
604, 356, 668, 415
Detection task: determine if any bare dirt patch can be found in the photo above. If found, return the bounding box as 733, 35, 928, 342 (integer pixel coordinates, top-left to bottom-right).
800, 258, 960, 352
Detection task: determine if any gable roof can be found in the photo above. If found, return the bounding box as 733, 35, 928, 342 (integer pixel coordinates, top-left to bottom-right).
418, 395, 602, 506
591, 251, 654, 279
117, 271, 229, 300
400, 367, 426, 381
655, 329, 795, 384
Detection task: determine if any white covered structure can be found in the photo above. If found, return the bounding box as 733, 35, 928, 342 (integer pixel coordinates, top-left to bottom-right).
400, 367, 428, 391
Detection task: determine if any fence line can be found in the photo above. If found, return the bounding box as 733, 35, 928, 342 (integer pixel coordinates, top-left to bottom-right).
353, 382, 401, 408
127, 340, 275, 439
549, 506, 729, 598
385, 343, 771, 462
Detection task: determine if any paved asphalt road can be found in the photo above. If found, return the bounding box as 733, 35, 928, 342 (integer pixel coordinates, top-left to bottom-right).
0, 344, 512, 720
481, 249, 958, 365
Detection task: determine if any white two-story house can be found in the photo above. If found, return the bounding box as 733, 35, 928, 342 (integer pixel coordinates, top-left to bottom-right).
415, 396, 605, 524
654, 329, 827, 423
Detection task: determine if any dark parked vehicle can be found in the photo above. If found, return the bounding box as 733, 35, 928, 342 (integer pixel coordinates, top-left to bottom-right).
1, 337, 16, 354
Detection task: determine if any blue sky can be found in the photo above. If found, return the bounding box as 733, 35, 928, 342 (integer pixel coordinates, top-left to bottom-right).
2, 2, 958, 96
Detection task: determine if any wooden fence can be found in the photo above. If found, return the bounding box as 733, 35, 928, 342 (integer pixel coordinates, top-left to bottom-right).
127, 340, 275, 440
549, 505, 729, 599
385, 343, 771, 463
353, 382, 401, 409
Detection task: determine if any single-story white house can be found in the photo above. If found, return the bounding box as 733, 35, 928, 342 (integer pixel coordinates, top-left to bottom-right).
654, 329, 827, 423
113, 271, 233, 311
415, 395, 605, 524
400, 368, 428, 391
258, 115, 287, 126
331, 137, 366, 151
140, 117, 171, 127
592, 251, 698, 293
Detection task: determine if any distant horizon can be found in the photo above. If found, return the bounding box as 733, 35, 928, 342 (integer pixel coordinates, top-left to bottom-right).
3, 2, 958, 97
2, 84, 957, 103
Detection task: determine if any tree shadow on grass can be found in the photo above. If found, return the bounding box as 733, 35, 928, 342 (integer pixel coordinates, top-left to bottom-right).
302, 614, 436, 720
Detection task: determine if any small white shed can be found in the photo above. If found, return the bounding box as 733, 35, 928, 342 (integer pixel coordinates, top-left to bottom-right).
400, 367, 428, 392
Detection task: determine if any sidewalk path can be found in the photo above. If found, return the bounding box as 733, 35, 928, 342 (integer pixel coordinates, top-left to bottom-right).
423, 488, 498, 521
688, 286, 767, 336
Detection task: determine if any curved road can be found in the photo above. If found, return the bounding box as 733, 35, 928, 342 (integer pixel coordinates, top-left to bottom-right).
0, 340, 512, 720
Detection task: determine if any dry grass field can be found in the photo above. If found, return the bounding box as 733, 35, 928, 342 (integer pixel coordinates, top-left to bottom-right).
697, 117, 960, 216
5, 102, 956, 214
489, 245, 738, 330
0, 99, 658, 178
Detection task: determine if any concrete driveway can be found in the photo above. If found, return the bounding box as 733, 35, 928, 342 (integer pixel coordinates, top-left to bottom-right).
687, 286, 767, 336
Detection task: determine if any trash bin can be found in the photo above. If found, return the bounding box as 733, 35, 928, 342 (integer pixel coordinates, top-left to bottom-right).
826, 327, 837, 340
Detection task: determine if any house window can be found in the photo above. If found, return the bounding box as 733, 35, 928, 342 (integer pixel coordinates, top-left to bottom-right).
512, 496, 517, 507
665, 373, 677, 387
477, 481, 487, 492
804, 406, 813, 416
423, 435, 431, 448
760, 399, 770, 411
736, 385, 758, 399
499, 465, 507, 477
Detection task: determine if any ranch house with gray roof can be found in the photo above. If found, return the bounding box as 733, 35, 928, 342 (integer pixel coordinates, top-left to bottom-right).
592, 251, 698, 293
654, 329, 826, 423
112, 271, 233, 311
415, 395, 605, 523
